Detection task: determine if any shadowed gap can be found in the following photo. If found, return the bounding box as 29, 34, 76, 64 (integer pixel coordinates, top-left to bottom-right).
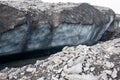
0, 45, 70, 70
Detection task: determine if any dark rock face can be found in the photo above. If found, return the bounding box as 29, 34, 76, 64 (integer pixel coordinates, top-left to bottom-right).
101, 14, 120, 41
0, 2, 116, 56
60, 3, 108, 26
0, 4, 26, 33
113, 14, 120, 29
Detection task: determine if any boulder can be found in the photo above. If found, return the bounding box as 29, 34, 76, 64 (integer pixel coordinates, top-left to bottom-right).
0, 1, 116, 56
0, 4, 26, 33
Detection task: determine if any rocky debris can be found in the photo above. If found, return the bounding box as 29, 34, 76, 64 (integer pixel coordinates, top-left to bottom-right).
0, 1, 117, 56
0, 38, 120, 80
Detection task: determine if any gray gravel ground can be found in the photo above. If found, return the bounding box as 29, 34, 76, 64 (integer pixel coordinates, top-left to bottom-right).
0, 38, 120, 80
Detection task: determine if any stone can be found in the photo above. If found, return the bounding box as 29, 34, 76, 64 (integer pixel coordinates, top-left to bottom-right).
111, 68, 117, 78
37, 77, 44, 80
60, 56, 69, 61
105, 62, 114, 69
90, 67, 95, 71
52, 75, 59, 80
64, 63, 83, 74
103, 70, 112, 75
35, 60, 42, 66
26, 67, 36, 73
51, 56, 62, 64
67, 59, 74, 67
0, 73, 7, 80
84, 67, 89, 71
65, 74, 98, 80
99, 73, 108, 80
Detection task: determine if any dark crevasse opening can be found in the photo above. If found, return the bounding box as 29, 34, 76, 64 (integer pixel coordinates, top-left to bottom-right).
100, 19, 120, 41
100, 31, 115, 41
0, 45, 65, 69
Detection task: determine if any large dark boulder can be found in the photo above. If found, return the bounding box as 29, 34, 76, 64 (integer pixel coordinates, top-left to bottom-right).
0, 1, 116, 56
0, 4, 26, 33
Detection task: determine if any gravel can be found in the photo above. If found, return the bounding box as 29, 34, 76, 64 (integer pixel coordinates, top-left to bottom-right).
0, 38, 120, 80
0, 0, 79, 12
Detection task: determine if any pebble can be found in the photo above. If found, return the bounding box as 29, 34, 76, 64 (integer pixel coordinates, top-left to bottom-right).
64, 63, 82, 74
84, 67, 89, 71
111, 68, 117, 78
60, 56, 69, 61
26, 67, 36, 73
0, 73, 7, 80
99, 73, 108, 80
90, 67, 95, 71
105, 62, 114, 68
65, 74, 98, 80
52, 75, 59, 80
35, 60, 42, 66
103, 70, 112, 75
52, 56, 62, 64
67, 59, 74, 66
37, 77, 45, 80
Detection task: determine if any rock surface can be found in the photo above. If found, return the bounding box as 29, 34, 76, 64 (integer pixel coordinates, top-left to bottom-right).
0, 1, 116, 55
0, 38, 120, 80
0, 4, 26, 33
101, 14, 120, 41
0, 1, 120, 80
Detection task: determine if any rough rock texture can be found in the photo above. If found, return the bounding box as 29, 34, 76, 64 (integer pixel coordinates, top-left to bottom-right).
101, 14, 120, 41
0, 38, 120, 80
0, 1, 115, 29
0, 4, 26, 33
0, 1, 120, 80
0, 1, 116, 56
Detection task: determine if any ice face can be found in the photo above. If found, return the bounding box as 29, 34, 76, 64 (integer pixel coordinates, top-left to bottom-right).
0, 16, 113, 56
51, 16, 113, 46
